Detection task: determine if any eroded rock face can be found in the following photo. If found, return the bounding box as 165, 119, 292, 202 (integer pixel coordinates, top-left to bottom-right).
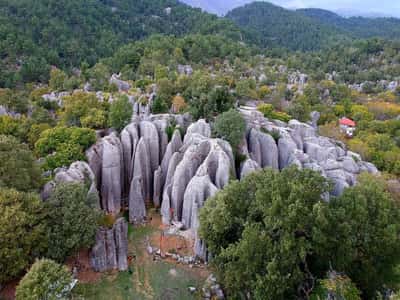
79, 110, 379, 263
41, 161, 98, 203
240, 159, 261, 178
239, 106, 379, 200
100, 134, 123, 214
90, 218, 128, 272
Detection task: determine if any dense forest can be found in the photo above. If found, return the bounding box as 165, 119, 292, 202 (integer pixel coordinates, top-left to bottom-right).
2, 1, 400, 299
0, 0, 243, 87
227, 2, 400, 50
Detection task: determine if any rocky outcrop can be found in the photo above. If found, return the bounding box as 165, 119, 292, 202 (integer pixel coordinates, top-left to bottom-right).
240, 159, 261, 178
41, 161, 98, 203
90, 218, 128, 272
248, 129, 279, 169
239, 106, 379, 198
110, 74, 131, 92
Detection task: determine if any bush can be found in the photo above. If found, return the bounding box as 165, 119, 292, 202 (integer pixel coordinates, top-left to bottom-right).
16, 259, 73, 300
35, 127, 96, 170
311, 272, 361, 300
60, 91, 107, 129
0, 135, 41, 191
108, 95, 132, 131
213, 109, 246, 150
258, 103, 292, 122
0, 188, 46, 283
44, 183, 100, 262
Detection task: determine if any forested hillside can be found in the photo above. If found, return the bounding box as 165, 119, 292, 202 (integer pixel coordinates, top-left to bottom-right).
226, 2, 348, 51
299, 8, 400, 40
0, 0, 242, 87
227, 2, 400, 51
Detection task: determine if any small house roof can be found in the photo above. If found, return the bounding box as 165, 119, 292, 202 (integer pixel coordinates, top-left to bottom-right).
339, 117, 356, 127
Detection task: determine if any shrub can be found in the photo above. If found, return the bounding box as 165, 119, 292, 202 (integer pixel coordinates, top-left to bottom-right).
35, 127, 96, 170
258, 103, 292, 122
213, 109, 246, 150
16, 259, 73, 300
44, 183, 100, 262
108, 95, 133, 131
0, 188, 46, 283
0, 135, 41, 191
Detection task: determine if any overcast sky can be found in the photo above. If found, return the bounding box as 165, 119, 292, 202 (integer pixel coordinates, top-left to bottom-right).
269, 0, 400, 17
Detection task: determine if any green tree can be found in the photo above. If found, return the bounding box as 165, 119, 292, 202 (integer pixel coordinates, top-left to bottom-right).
49, 68, 67, 91
213, 109, 246, 150
35, 127, 96, 170
0, 188, 47, 283
45, 183, 99, 261
60, 91, 106, 128
16, 259, 73, 300
200, 167, 330, 299
0, 135, 41, 192
320, 173, 400, 298
108, 95, 132, 131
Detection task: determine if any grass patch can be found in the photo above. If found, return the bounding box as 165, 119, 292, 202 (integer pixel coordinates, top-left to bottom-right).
72, 224, 204, 300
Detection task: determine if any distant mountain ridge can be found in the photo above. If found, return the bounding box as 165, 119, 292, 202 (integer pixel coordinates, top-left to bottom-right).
225, 2, 400, 51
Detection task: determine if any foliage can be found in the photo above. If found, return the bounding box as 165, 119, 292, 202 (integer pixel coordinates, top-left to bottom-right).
44, 183, 100, 262
213, 109, 246, 150
227, 2, 345, 51
16, 259, 73, 300
311, 272, 361, 300
200, 168, 400, 299
0, 0, 243, 87
316, 173, 400, 298
108, 95, 133, 131
35, 126, 96, 170
171, 95, 187, 113
258, 103, 292, 122
0, 135, 41, 191
49, 68, 68, 91
199, 167, 330, 299
0, 115, 31, 142
0, 88, 29, 113
60, 91, 107, 129
0, 188, 47, 283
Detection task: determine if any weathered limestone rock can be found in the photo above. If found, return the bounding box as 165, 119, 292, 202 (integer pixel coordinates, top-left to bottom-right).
139, 121, 160, 174
121, 123, 139, 194
132, 137, 152, 202
240, 159, 261, 178
161, 152, 184, 224
181, 175, 218, 229
90, 218, 128, 272
101, 134, 123, 213
160, 130, 182, 184
110, 74, 131, 92
153, 167, 162, 207
129, 176, 146, 224
184, 119, 211, 143
289, 120, 316, 150
153, 119, 169, 159
170, 139, 211, 220
42, 161, 99, 205
278, 135, 298, 169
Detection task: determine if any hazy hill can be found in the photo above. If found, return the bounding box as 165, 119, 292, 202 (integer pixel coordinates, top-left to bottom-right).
0, 0, 242, 86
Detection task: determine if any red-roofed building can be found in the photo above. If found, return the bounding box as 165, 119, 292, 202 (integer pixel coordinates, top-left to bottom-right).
339, 117, 356, 137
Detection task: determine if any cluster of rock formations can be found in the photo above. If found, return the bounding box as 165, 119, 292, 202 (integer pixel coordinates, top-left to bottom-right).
239, 107, 378, 196
41, 106, 378, 270
90, 218, 128, 272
